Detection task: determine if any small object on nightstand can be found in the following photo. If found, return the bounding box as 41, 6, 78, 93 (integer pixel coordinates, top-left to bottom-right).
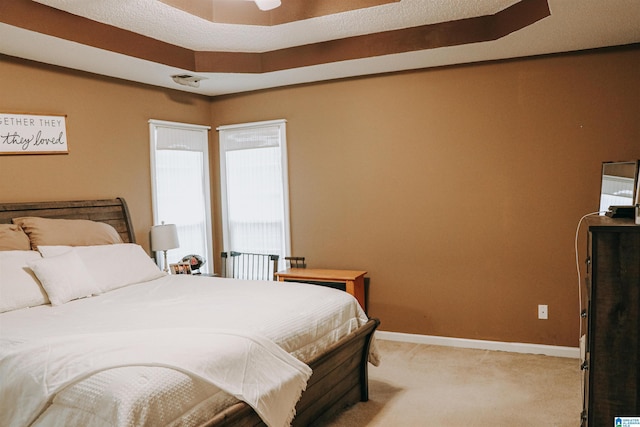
182, 254, 206, 274
170, 262, 192, 275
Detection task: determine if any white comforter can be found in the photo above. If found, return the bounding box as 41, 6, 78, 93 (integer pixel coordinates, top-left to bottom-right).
0, 275, 375, 427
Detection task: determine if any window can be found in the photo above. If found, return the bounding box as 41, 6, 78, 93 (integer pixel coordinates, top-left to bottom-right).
149, 120, 213, 273
217, 119, 291, 260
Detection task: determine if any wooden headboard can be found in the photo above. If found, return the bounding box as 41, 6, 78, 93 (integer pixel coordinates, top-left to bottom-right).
0, 198, 135, 243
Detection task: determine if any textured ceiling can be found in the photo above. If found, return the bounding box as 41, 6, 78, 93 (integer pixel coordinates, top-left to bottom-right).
157, 0, 403, 26
30, 0, 518, 51
0, 0, 639, 96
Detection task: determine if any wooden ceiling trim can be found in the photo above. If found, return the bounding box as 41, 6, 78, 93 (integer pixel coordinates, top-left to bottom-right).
0, 0, 195, 71
195, 0, 551, 73
194, 51, 263, 73
492, 0, 552, 38
1, 0, 550, 75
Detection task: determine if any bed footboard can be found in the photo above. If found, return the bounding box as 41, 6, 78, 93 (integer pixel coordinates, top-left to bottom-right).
204, 317, 380, 427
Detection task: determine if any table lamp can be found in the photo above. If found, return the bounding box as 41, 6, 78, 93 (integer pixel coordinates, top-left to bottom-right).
151, 222, 179, 272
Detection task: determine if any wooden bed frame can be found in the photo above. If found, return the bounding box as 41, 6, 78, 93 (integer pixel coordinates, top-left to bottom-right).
0, 198, 135, 243
0, 198, 380, 426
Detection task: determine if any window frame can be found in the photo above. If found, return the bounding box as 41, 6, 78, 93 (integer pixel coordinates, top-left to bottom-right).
217, 119, 291, 259
149, 119, 213, 273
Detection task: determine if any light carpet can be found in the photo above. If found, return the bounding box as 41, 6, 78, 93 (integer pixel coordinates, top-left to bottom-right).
319, 339, 582, 426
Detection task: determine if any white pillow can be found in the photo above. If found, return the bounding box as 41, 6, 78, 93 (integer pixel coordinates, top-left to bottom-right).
0, 251, 49, 312
38, 244, 165, 293
28, 250, 101, 306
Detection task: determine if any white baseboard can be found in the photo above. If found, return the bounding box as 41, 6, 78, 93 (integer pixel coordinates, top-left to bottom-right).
375, 330, 580, 359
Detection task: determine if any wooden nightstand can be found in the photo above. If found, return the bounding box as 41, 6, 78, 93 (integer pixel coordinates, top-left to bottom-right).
276, 268, 367, 311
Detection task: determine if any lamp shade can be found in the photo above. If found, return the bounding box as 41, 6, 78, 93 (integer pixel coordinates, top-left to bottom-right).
150, 223, 179, 252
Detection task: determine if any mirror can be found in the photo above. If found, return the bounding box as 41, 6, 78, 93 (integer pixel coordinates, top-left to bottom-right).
599, 160, 640, 213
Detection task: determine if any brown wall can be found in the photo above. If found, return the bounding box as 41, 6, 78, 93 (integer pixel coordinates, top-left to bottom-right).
1, 46, 639, 347
210, 46, 640, 347
0, 56, 211, 248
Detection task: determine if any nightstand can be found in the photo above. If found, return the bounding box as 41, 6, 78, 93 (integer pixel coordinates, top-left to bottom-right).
276, 268, 367, 311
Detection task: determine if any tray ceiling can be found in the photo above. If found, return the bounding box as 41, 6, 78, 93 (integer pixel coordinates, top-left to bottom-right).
0, 0, 639, 96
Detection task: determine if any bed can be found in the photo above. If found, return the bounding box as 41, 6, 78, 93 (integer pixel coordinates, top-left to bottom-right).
0, 198, 379, 427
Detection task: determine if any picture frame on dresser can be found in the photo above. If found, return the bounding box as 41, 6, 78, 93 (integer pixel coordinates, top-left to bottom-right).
598, 160, 640, 213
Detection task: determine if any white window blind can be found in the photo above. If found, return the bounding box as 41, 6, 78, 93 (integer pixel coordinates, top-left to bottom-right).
217, 119, 291, 260
149, 120, 213, 273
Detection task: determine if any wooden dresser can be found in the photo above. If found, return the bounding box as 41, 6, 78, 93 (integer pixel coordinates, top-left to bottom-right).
581, 217, 640, 426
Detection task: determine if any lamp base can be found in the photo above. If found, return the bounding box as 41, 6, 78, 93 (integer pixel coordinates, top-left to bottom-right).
163, 250, 170, 273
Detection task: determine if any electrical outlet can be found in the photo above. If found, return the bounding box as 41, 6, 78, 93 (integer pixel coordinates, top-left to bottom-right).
538, 304, 548, 320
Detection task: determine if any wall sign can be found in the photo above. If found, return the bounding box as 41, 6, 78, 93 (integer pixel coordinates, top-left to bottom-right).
0, 113, 68, 155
